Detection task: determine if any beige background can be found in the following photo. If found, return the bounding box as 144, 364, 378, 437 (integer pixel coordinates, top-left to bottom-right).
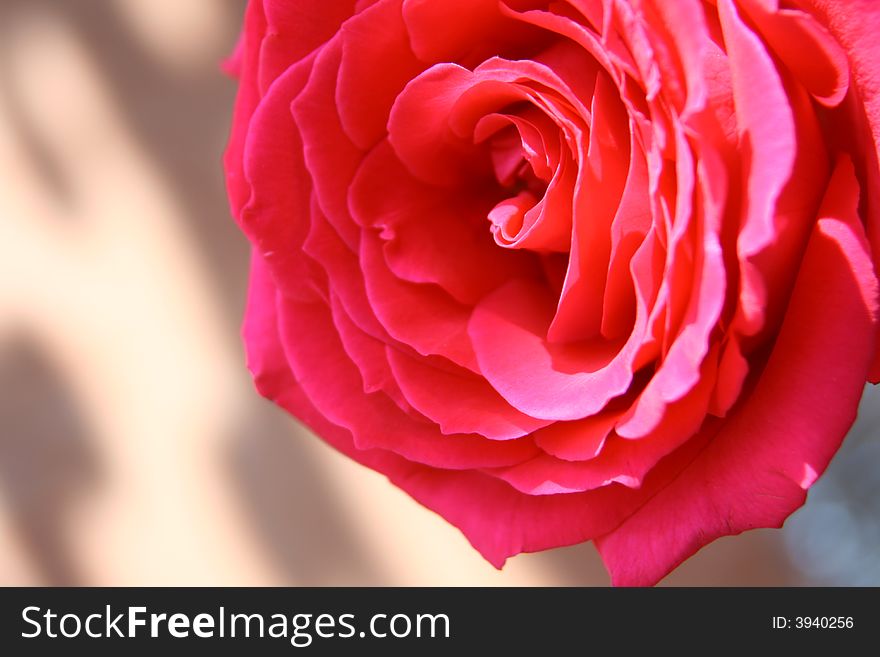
0, 0, 877, 586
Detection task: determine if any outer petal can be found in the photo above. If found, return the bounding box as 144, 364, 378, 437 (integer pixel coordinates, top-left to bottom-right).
386, 348, 552, 440
239, 56, 319, 301
225, 1, 359, 217
337, 0, 424, 149
596, 157, 878, 586
796, 0, 880, 379
275, 292, 539, 469
244, 250, 669, 568
224, 1, 268, 219
258, 0, 357, 92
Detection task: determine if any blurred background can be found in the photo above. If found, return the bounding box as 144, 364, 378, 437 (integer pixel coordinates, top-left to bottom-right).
0, 0, 877, 587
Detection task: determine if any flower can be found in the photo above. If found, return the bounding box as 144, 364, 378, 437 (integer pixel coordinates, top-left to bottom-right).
224, 0, 880, 585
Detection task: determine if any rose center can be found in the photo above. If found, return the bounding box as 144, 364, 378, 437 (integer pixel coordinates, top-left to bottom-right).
485, 124, 551, 247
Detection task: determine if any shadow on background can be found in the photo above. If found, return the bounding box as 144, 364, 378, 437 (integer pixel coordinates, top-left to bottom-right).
228, 409, 389, 586
0, 0, 391, 586
0, 338, 100, 585
0, 0, 250, 315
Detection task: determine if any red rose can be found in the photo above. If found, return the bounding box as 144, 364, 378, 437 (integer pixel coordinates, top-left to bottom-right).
224, 0, 880, 585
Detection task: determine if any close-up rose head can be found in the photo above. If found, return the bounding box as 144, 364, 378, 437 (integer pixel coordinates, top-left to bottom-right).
224, 0, 880, 586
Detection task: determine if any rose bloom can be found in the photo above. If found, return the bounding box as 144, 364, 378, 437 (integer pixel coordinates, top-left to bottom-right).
224, 0, 880, 585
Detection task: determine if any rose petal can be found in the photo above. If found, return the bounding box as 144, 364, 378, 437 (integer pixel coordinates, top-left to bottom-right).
224, 1, 268, 219
328, 293, 410, 410
386, 348, 551, 440
797, 0, 880, 380
487, 344, 718, 494
349, 141, 541, 304
359, 229, 482, 373
549, 70, 631, 342
532, 412, 621, 461
719, 0, 827, 341
596, 155, 878, 586
601, 118, 651, 340
276, 290, 539, 469
258, 0, 357, 93
239, 56, 320, 301
616, 129, 726, 437
469, 278, 636, 420
303, 203, 390, 341
245, 258, 662, 568
403, 0, 546, 65
739, 0, 850, 107
292, 38, 363, 252
337, 0, 424, 148
388, 63, 492, 187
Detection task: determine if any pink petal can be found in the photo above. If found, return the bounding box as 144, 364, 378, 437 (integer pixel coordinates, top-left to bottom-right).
303, 203, 390, 341
797, 0, 880, 380
387, 63, 493, 187
275, 291, 539, 469
348, 141, 541, 304
616, 130, 726, 437
337, 0, 424, 148
257, 0, 357, 93
328, 293, 410, 410
739, 1, 850, 107
239, 56, 319, 301
719, 0, 828, 342
359, 229, 481, 373
387, 348, 551, 440
600, 118, 651, 341
292, 38, 364, 252
224, 1, 268, 220
533, 411, 622, 461
242, 251, 687, 570
549, 70, 631, 342
596, 156, 878, 586
469, 278, 637, 420
402, 0, 545, 65
488, 344, 719, 494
